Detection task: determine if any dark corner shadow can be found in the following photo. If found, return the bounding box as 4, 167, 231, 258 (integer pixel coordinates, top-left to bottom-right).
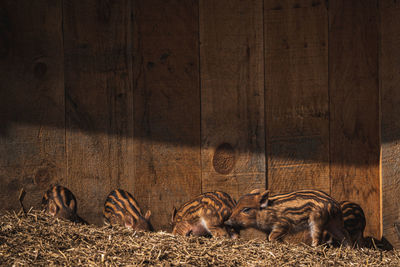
364, 236, 394, 251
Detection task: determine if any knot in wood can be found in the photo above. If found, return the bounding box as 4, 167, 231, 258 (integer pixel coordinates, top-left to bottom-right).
213, 143, 236, 175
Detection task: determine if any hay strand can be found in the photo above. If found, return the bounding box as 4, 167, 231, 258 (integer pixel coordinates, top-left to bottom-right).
0, 210, 399, 266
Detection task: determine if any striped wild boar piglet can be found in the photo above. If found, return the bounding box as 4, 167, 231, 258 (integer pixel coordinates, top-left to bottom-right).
172, 191, 239, 238
42, 185, 87, 224
323, 201, 366, 247
103, 189, 153, 231
225, 189, 351, 247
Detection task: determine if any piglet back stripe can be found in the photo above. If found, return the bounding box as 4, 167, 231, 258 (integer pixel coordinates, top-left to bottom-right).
179, 202, 205, 218
180, 193, 222, 215
282, 203, 317, 214
271, 190, 331, 201
52, 186, 66, 211
272, 194, 331, 206
342, 209, 365, 218
117, 189, 142, 214
111, 189, 142, 214
281, 191, 331, 203
175, 191, 234, 220
203, 192, 234, 209
59, 186, 76, 212
177, 193, 209, 213
202, 194, 224, 210
59, 186, 77, 213
214, 191, 236, 208
58, 186, 68, 209
115, 190, 141, 220
107, 194, 130, 216
104, 189, 143, 222
104, 203, 125, 221
104, 196, 128, 221
44, 185, 77, 212
67, 188, 77, 212
340, 201, 366, 218
106, 195, 126, 212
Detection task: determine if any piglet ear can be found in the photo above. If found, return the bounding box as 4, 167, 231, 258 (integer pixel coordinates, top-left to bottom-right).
250, 188, 262, 194
124, 214, 134, 228
69, 198, 76, 212
171, 207, 177, 223
48, 199, 58, 216
145, 210, 151, 221
259, 190, 270, 208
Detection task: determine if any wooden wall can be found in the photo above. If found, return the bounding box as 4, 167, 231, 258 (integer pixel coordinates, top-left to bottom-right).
329, 0, 380, 239
1, 0, 399, 246
381, 0, 400, 249
0, 0, 66, 214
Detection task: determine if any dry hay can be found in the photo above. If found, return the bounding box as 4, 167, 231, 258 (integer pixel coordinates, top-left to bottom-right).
0, 210, 399, 266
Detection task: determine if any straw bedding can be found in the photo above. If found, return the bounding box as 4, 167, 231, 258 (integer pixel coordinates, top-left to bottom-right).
1, 210, 399, 266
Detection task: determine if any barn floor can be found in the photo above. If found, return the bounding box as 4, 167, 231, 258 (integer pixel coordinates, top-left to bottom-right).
0, 210, 399, 266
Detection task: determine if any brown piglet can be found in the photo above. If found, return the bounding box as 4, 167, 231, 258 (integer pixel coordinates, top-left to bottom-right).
172, 191, 239, 238
103, 189, 153, 231
322, 201, 366, 247
42, 185, 87, 224
225, 189, 351, 247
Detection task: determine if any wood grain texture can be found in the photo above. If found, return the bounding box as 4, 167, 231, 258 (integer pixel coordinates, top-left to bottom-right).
265, 0, 329, 196
0, 0, 65, 212
132, 0, 201, 231
329, 0, 380, 238
380, 0, 400, 249
63, 0, 134, 225
200, 0, 265, 200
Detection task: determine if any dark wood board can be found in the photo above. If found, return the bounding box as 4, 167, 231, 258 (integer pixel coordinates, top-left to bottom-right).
329, 0, 380, 238
0, 0, 65, 212
380, 0, 400, 249
132, 0, 201, 231
63, 0, 135, 225
200, 0, 265, 200
265, 0, 329, 195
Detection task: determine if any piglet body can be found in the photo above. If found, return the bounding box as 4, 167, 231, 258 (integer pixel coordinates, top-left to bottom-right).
42, 185, 87, 224
103, 189, 153, 231
172, 191, 238, 238
225, 189, 350, 247
323, 201, 366, 247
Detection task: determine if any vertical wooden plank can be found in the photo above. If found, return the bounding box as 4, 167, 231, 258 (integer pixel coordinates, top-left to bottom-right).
133, 0, 201, 231
265, 0, 329, 194
64, 0, 134, 225
0, 1, 65, 211
329, 0, 380, 238
200, 0, 265, 200
381, 0, 400, 249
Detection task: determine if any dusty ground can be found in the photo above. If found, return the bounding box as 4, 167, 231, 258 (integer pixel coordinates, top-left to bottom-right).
0, 210, 399, 266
